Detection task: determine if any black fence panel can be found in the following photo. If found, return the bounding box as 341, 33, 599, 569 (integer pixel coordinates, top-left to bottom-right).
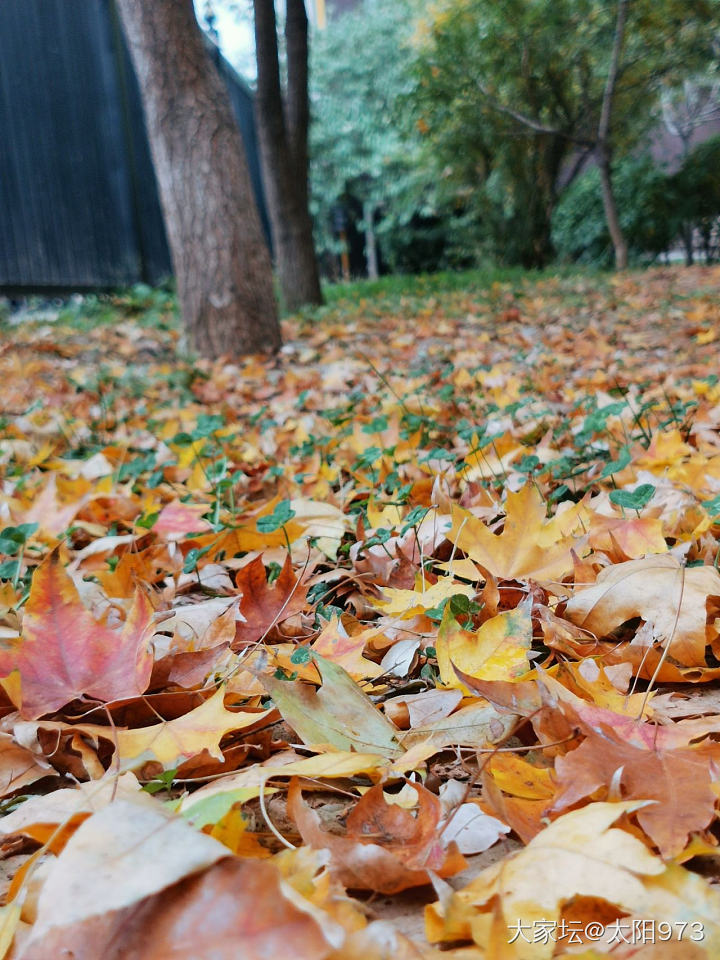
0, 0, 268, 292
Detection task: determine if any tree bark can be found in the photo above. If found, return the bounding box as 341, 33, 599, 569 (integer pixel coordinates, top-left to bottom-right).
363, 201, 379, 279
597, 0, 629, 270
253, 0, 323, 312
597, 146, 628, 270
116, 0, 280, 358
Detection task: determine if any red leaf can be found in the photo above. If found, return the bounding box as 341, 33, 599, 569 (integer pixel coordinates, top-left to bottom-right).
0, 551, 154, 719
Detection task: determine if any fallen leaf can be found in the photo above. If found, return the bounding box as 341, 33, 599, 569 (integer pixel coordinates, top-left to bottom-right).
233, 555, 309, 647
0, 733, 56, 798
115, 687, 270, 770
17, 797, 347, 960
0, 551, 154, 719
289, 779, 466, 894
447, 485, 585, 581
373, 578, 475, 618
151, 499, 212, 538
263, 655, 402, 757
540, 674, 720, 857
426, 800, 720, 956
437, 602, 532, 692
565, 555, 720, 669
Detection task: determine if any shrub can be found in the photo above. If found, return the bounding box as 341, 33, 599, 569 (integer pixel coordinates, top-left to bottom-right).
552, 155, 676, 266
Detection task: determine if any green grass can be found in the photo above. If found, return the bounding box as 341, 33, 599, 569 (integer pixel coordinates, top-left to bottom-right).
317, 264, 602, 311
3, 263, 609, 333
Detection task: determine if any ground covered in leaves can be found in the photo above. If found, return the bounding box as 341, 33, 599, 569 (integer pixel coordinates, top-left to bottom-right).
2, 266, 720, 958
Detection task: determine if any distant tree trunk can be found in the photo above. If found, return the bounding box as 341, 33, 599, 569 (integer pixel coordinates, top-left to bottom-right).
363, 201, 379, 279
253, 0, 323, 312
597, 0, 629, 270
682, 224, 695, 266
677, 131, 695, 265
597, 145, 628, 270
116, 0, 280, 359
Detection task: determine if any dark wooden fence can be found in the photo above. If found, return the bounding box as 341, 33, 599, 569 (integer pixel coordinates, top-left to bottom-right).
0, 0, 269, 292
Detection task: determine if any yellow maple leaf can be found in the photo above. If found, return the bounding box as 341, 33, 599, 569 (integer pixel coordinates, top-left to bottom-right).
426, 800, 720, 958
436, 604, 532, 692
373, 577, 475, 618
447, 484, 586, 581
116, 688, 270, 770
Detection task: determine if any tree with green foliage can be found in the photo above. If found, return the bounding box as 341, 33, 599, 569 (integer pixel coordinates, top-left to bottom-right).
671, 135, 720, 263
411, 0, 718, 269
551, 154, 676, 266
662, 77, 720, 264
310, 0, 448, 276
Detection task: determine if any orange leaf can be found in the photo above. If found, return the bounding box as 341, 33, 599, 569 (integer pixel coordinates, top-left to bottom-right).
288, 779, 465, 894
0, 551, 154, 719
233, 555, 309, 647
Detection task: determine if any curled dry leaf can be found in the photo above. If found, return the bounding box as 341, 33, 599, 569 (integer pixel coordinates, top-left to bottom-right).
289, 779, 466, 894
564, 555, 720, 670
0, 733, 56, 798
426, 801, 720, 958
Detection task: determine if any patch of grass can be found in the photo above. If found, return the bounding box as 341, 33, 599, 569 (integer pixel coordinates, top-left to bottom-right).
318, 264, 599, 309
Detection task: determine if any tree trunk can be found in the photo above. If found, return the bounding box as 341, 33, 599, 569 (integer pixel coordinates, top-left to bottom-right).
597, 0, 629, 270
116, 0, 280, 359
363, 201, 379, 279
683, 224, 695, 266
253, 0, 323, 312
598, 147, 628, 270
679, 132, 694, 265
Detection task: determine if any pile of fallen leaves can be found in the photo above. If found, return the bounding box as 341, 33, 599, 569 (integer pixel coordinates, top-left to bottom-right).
1, 266, 720, 958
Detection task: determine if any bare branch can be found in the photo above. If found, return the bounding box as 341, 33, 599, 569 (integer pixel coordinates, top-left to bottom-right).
475, 81, 593, 146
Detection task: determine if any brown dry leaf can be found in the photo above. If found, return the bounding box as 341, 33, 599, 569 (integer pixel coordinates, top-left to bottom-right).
564, 555, 720, 670
17, 858, 347, 960
539, 674, 720, 857
14, 796, 346, 960
552, 729, 718, 858
0, 734, 56, 798
233, 554, 310, 647
289, 779, 466, 894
